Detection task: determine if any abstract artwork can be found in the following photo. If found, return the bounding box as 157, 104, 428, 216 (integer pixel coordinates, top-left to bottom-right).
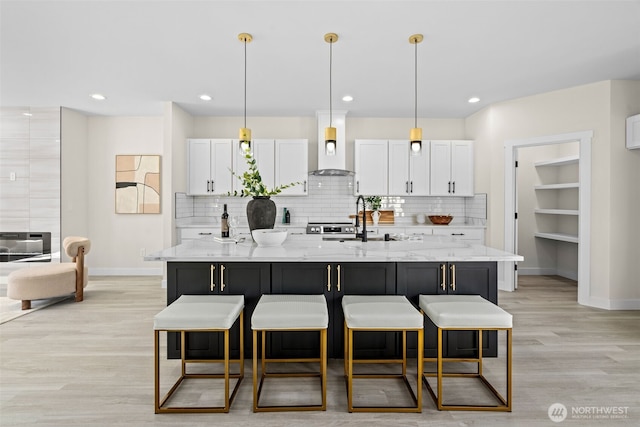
115, 155, 161, 214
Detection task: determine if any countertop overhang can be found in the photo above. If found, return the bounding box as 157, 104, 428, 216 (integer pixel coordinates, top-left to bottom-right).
145, 235, 523, 263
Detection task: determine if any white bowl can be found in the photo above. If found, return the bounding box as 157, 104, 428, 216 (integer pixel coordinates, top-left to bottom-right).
252, 229, 288, 247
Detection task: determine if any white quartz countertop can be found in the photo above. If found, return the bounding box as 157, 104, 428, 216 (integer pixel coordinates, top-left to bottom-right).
145, 235, 522, 263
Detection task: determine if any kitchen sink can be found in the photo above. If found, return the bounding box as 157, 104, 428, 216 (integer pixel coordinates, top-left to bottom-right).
322, 235, 388, 242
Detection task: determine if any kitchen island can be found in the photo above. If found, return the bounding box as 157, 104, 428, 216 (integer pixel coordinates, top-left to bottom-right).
146, 235, 522, 360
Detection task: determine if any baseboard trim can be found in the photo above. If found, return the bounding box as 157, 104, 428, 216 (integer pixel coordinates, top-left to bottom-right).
89, 268, 163, 276
586, 296, 640, 310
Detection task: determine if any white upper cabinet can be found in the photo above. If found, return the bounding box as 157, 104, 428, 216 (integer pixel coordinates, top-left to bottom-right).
430, 140, 474, 196
354, 139, 388, 195
252, 139, 276, 191
275, 139, 308, 195
388, 140, 430, 196
187, 138, 233, 195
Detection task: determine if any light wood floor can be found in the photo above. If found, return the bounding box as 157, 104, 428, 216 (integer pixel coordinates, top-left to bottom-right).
1, 275, 639, 426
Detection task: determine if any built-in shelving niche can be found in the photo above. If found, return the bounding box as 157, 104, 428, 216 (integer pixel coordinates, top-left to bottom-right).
533, 154, 579, 244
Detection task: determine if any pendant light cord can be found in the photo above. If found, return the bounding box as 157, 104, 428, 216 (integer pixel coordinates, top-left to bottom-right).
414, 39, 418, 129
244, 38, 247, 129
329, 37, 333, 127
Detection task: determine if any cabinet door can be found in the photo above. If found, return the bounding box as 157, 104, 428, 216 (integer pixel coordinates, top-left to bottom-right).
271, 263, 334, 358
388, 140, 410, 195
354, 140, 388, 195
396, 262, 443, 358
275, 139, 308, 196
409, 140, 430, 195
220, 262, 271, 358
167, 262, 217, 359
210, 139, 233, 195
336, 262, 397, 359
232, 139, 250, 193
252, 139, 275, 191
446, 262, 497, 358
187, 139, 212, 195
429, 140, 452, 196
450, 140, 474, 196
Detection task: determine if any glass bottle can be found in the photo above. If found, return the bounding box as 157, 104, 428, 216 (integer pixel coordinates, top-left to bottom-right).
221, 204, 229, 238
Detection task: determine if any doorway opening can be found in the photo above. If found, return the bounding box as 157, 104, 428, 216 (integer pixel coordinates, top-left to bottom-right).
503, 131, 592, 306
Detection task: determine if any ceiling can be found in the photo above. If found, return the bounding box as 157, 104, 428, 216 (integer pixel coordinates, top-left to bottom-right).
1, 0, 639, 118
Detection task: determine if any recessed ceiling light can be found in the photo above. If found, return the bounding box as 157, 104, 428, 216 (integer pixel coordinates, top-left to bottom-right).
342, 95, 354, 102
468, 97, 480, 103
199, 94, 212, 101
91, 93, 107, 100
22, 112, 33, 116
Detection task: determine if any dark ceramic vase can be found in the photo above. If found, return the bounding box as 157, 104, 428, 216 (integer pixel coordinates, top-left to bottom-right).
246, 196, 276, 233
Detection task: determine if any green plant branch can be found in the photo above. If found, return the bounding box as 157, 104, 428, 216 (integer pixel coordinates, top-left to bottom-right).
228, 151, 301, 197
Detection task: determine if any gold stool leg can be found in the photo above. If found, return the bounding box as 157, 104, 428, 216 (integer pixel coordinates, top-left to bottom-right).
154, 330, 160, 413
252, 329, 258, 412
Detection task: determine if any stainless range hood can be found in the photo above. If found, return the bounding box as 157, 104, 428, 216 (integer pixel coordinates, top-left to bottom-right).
310, 110, 353, 176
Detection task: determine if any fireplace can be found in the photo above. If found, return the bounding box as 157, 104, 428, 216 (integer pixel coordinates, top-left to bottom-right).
0, 232, 52, 262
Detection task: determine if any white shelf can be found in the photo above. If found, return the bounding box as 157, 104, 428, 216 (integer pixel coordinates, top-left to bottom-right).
534, 182, 579, 190
534, 232, 579, 244
534, 155, 579, 167
535, 209, 579, 216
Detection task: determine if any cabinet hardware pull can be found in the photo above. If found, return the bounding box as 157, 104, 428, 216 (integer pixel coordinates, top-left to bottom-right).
337, 264, 341, 292
198, 232, 212, 235
450, 264, 456, 292
356, 181, 360, 193
326, 264, 331, 292
220, 264, 225, 291
406, 181, 409, 193
452, 181, 456, 193
212, 181, 215, 192
452, 233, 464, 236
440, 264, 446, 291
448, 181, 452, 193
410, 181, 413, 193
304, 180, 307, 192
207, 180, 210, 192
210, 264, 215, 291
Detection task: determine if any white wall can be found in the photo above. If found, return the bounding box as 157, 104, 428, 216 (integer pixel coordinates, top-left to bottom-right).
61, 107, 89, 257
466, 80, 640, 308
86, 116, 164, 275
609, 80, 640, 300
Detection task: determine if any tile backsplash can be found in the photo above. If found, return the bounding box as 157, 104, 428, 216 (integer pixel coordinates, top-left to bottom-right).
176, 175, 486, 227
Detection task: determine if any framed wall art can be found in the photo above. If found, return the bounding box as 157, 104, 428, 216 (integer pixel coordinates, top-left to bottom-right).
115, 155, 161, 214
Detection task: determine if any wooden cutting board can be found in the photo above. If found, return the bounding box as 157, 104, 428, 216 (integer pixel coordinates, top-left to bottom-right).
349, 209, 394, 225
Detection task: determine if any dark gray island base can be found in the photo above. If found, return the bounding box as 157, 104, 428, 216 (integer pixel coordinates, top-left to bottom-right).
166, 260, 498, 360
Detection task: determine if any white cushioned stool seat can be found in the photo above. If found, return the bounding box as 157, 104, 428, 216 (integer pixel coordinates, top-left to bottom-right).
154, 295, 244, 331
251, 294, 328, 412
342, 295, 423, 329
252, 294, 328, 330
154, 294, 245, 414
419, 294, 512, 412
419, 295, 512, 329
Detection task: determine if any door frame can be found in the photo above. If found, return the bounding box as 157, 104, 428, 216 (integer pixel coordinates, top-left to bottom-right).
503, 131, 592, 306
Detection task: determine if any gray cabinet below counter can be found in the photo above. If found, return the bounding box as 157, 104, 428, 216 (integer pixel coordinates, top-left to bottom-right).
166, 260, 497, 360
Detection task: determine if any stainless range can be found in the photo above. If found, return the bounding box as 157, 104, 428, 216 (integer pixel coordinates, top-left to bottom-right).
306, 222, 356, 237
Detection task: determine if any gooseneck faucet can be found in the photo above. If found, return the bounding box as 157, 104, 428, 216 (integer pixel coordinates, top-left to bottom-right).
355, 195, 368, 242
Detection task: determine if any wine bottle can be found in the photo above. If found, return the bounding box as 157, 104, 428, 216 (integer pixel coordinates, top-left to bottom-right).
285, 208, 291, 224
221, 204, 229, 238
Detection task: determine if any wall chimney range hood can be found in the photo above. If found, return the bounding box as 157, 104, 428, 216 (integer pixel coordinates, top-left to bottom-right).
311, 110, 353, 176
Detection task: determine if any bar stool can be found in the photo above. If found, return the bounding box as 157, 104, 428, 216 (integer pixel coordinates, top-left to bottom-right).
251, 294, 328, 412
153, 295, 244, 413
342, 295, 424, 413
419, 294, 512, 411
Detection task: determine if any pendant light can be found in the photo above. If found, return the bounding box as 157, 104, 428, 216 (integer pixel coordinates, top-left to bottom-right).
409, 34, 423, 155
238, 33, 253, 153
324, 33, 338, 156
